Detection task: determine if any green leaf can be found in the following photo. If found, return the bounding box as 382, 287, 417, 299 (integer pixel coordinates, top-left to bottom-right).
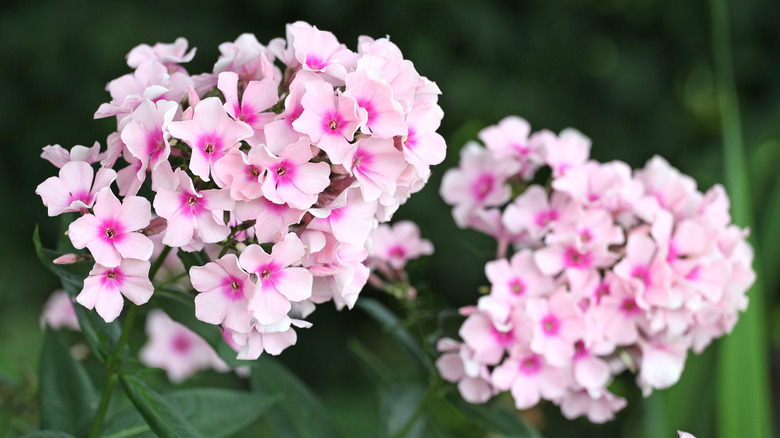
21, 432, 78, 438
100, 388, 278, 438
152, 293, 244, 368
446, 394, 542, 438
176, 250, 209, 272
356, 298, 432, 373
33, 225, 121, 363
118, 375, 203, 438
250, 356, 343, 438
38, 328, 99, 436
378, 379, 427, 438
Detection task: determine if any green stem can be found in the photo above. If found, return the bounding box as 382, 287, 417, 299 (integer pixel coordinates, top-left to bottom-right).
87, 246, 170, 438
709, 0, 773, 437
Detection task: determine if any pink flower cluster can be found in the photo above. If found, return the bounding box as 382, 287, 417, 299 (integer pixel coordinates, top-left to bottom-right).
437, 116, 754, 422
35, 22, 445, 360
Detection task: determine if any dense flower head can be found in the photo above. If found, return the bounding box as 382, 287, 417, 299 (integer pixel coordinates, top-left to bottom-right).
438, 116, 754, 422
36, 22, 444, 360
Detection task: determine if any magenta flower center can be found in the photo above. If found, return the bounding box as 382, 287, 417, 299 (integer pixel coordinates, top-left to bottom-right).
231, 281, 240, 290
250, 166, 260, 177
261, 269, 270, 279
631, 266, 650, 286
564, 247, 593, 268
519, 355, 542, 375
187, 196, 198, 206
328, 120, 338, 130
389, 246, 405, 259
621, 298, 641, 315
534, 209, 558, 227
276, 165, 286, 176
107, 271, 117, 279
171, 333, 192, 354
472, 174, 494, 201
105, 228, 116, 239
509, 278, 526, 296
541, 315, 560, 336
204, 142, 215, 154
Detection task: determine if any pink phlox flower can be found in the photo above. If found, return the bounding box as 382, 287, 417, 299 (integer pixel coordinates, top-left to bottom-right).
343, 68, 407, 138
217, 71, 279, 146
191, 254, 255, 333
152, 169, 235, 247
545, 208, 624, 253
214, 33, 277, 83
613, 232, 678, 309
78, 259, 154, 323
460, 309, 531, 366
558, 389, 627, 424
634, 156, 700, 221
211, 148, 265, 201
68, 188, 154, 267
650, 211, 711, 264
233, 197, 305, 244
571, 340, 612, 393
368, 220, 433, 270
526, 290, 587, 367
467, 208, 532, 246
483, 251, 555, 316
95, 60, 190, 125
232, 317, 311, 360
167, 96, 253, 181
239, 233, 313, 325
40, 289, 80, 331
263, 71, 317, 153
356, 37, 422, 111
292, 79, 365, 165
36, 161, 117, 216
126, 37, 196, 72
491, 346, 569, 410
698, 184, 731, 228
503, 186, 578, 241
589, 275, 647, 347
121, 99, 178, 173
140, 309, 226, 382
478, 116, 544, 179
310, 240, 370, 310
402, 103, 446, 178
41, 142, 102, 168
543, 128, 591, 177
435, 339, 494, 404
636, 336, 690, 395
253, 138, 331, 209
101, 132, 124, 168
534, 238, 618, 278
289, 21, 358, 82
441, 142, 519, 228
308, 186, 379, 247
348, 137, 407, 202
552, 160, 638, 212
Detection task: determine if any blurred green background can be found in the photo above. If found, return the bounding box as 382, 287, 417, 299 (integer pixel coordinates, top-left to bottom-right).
1, 0, 778, 437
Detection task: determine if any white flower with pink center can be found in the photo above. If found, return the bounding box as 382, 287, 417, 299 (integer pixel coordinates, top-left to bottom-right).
41, 142, 101, 168
348, 137, 407, 202
167, 96, 253, 181
491, 348, 569, 410
502, 185, 579, 241
292, 79, 365, 165
211, 149, 264, 201
526, 291, 586, 367
543, 127, 591, 177
217, 71, 278, 146
436, 338, 494, 404
68, 188, 154, 268
343, 68, 407, 139
153, 170, 235, 247
36, 161, 117, 216
478, 116, 545, 179
191, 254, 255, 333
233, 197, 305, 244
308, 187, 378, 247
139, 309, 226, 383
77, 259, 154, 323
126, 37, 196, 71
402, 104, 446, 178
253, 138, 331, 210
368, 220, 433, 270
239, 233, 312, 325
121, 99, 178, 173
440, 142, 519, 228
289, 21, 358, 81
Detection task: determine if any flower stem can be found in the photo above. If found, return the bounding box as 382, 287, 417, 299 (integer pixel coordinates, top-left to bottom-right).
88, 246, 171, 438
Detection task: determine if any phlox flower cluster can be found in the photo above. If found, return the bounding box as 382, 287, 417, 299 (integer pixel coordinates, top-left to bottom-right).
437, 116, 754, 422
35, 21, 445, 361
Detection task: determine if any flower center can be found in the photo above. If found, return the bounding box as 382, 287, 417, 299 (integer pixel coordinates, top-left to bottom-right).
261, 269, 270, 279
276, 166, 286, 176
105, 228, 115, 239
328, 120, 338, 130
187, 196, 197, 206
541, 315, 560, 336
250, 167, 260, 177
107, 271, 116, 279
231, 281, 240, 290
204, 143, 215, 154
